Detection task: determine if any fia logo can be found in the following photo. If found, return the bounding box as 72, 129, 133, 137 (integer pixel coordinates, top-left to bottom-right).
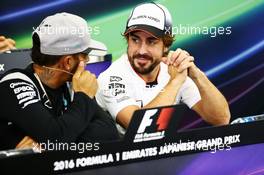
137, 109, 158, 133
134, 107, 174, 142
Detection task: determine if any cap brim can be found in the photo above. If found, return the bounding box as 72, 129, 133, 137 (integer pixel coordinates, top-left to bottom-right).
124, 25, 164, 38
82, 39, 107, 56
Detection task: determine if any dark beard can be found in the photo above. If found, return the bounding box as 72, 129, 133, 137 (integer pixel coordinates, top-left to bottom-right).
129, 53, 160, 75
67, 60, 81, 81
70, 61, 80, 75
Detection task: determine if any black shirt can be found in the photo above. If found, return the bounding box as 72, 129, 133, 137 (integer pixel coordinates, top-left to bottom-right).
0, 64, 119, 150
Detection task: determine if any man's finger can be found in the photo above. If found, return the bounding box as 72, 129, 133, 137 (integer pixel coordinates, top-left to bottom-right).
182, 50, 190, 56
170, 48, 182, 64
73, 61, 85, 79
177, 60, 194, 72
162, 51, 174, 65
0, 36, 6, 41
0, 42, 7, 49
7, 38, 16, 46
173, 51, 187, 67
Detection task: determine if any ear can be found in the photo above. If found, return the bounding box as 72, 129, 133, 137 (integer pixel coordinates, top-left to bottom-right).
164, 47, 169, 53
61, 55, 73, 70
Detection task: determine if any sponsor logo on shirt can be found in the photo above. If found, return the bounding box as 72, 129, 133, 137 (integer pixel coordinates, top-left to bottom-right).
116, 96, 130, 103
10, 81, 40, 109
108, 82, 125, 96
110, 76, 122, 82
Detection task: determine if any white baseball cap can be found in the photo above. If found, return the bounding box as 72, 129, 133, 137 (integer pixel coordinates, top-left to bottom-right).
124, 2, 173, 38
33, 12, 107, 56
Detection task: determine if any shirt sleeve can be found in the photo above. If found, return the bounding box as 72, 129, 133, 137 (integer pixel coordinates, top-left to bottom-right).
76, 103, 120, 142
96, 74, 139, 121
178, 77, 201, 108
0, 72, 107, 144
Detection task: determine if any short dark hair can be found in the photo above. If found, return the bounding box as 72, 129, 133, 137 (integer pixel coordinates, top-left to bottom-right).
31, 33, 62, 66
162, 34, 174, 48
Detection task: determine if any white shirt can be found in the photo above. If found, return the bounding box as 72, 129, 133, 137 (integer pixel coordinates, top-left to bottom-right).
96, 54, 201, 134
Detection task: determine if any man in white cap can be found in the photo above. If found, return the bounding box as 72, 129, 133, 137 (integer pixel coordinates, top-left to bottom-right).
0, 12, 119, 151
96, 2, 230, 135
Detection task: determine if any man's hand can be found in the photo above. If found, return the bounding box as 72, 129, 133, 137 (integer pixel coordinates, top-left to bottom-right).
72, 61, 98, 98
164, 49, 230, 125
165, 48, 195, 69
0, 36, 16, 53
163, 48, 195, 84
168, 64, 187, 84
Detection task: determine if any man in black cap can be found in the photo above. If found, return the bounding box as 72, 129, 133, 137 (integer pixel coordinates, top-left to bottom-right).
0, 12, 119, 151
96, 2, 230, 135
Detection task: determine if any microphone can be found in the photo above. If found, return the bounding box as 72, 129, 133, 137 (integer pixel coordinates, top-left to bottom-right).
42, 66, 74, 75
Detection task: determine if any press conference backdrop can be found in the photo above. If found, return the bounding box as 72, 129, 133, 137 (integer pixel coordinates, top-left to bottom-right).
0, 0, 263, 128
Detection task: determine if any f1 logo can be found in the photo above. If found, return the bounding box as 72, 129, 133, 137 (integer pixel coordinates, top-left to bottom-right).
0, 64, 4, 71
137, 109, 158, 133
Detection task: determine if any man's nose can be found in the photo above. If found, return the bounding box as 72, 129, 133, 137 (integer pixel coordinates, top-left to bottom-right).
138, 42, 148, 55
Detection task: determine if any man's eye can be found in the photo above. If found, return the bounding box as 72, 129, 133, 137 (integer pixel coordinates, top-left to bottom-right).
132, 37, 139, 43
149, 40, 157, 45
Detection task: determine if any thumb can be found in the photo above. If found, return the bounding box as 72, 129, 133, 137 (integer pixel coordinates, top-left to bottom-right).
162, 51, 173, 65
161, 56, 170, 66
7, 38, 16, 46
73, 61, 85, 78
0, 36, 6, 41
